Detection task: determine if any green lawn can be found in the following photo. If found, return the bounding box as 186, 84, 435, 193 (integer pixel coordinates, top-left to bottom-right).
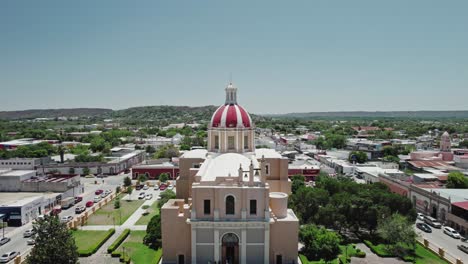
364, 240, 449, 264
72, 229, 113, 253
135, 201, 159, 225
407, 244, 450, 264
86, 194, 144, 225
299, 255, 338, 264
114, 231, 162, 264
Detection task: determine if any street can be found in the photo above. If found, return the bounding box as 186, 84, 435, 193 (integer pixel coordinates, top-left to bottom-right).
415, 220, 468, 263
0, 173, 129, 262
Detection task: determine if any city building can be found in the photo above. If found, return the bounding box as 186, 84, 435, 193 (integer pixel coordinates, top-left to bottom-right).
161, 83, 299, 264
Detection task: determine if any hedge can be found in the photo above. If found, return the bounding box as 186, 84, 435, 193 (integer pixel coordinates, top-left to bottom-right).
107, 229, 131, 253
363, 240, 393, 258
78, 228, 116, 257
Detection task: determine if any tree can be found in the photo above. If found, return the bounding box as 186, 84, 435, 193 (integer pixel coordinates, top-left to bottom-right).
159, 173, 169, 183
153, 144, 180, 159
26, 215, 79, 264
459, 140, 468, 149
377, 213, 416, 258
158, 190, 176, 210
82, 167, 90, 176
291, 174, 305, 194
144, 214, 162, 249
123, 176, 132, 187
348, 151, 368, 164
114, 197, 121, 209
57, 145, 65, 163
300, 224, 342, 263
446, 171, 468, 189
138, 174, 148, 183
126, 186, 133, 200
145, 145, 156, 154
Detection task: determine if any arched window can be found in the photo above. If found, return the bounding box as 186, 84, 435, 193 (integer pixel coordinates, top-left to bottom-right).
226, 195, 235, 215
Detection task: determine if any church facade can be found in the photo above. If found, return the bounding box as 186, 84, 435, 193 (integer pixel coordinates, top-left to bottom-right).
161, 83, 299, 264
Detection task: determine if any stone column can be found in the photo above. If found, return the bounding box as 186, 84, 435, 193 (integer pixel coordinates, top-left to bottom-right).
264, 225, 269, 264
191, 228, 197, 264
241, 229, 247, 264
214, 229, 220, 262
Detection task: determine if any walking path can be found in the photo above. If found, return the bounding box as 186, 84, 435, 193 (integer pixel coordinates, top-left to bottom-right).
350, 243, 406, 264
79, 199, 155, 263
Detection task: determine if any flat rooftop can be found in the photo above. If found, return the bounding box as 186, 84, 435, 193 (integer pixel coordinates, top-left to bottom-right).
0, 192, 59, 207
0, 170, 35, 177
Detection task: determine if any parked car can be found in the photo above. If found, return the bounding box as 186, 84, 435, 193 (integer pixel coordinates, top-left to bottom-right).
0, 237, 10, 246
159, 184, 167, 191
0, 251, 19, 263
443, 226, 461, 239
75, 205, 86, 214
416, 223, 432, 233
143, 185, 149, 190
135, 184, 144, 190
51, 207, 62, 216
74, 196, 83, 203
145, 194, 153, 200
60, 215, 74, 223
94, 196, 102, 203
23, 229, 36, 238
85, 201, 94, 207
138, 192, 146, 199
424, 216, 442, 228
417, 213, 425, 221
95, 189, 104, 195
26, 238, 35, 245
168, 185, 174, 190
458, 244, 468, 254
154, 184, 159, 190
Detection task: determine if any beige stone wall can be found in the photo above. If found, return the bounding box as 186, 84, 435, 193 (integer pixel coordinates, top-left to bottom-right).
270, 216, 299, 264
161, 199, 191, 264
192, 186, 268, 220
176, 157, 203, 201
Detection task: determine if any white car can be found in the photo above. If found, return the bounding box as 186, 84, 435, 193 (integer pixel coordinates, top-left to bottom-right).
23, 229, 36, 238
0, 251, 19, 263
443, 226, 461, 239
60, 215, 74, 223
417, 213, 425, 221
143, 185, 149, 190
93, 196, 102, 203
145, 194, 153, 200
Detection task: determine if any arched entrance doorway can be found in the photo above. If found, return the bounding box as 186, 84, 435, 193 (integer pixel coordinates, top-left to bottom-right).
221, 233, 239, 264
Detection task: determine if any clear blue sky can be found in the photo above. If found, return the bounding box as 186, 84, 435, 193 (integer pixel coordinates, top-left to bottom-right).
1, 0, 467, 114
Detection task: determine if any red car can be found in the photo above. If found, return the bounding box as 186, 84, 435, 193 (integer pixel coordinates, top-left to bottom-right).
95, 189, 104, 195
85, 201, 94, 207
159, 184, 167, 191
74, 196, 83, 203
51, 207, 62, 216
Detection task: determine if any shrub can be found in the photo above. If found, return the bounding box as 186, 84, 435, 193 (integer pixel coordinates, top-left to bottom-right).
356, 251, 366, 258
107, 229, 130, 253
78, 228, 115, 257
116, 186, 121, 193
142, 205, 150, 210
114, 198, 121, 209
356, 248, 361, 253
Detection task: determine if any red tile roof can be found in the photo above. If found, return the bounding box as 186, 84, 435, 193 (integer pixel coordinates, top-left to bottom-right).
452, 201, 468, 210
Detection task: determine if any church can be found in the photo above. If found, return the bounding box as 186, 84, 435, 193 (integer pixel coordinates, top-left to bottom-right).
161, 83, 299, 264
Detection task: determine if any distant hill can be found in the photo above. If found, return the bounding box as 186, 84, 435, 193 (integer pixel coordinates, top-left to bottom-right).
268, 111, 468, 119
0, 108, 112, 120
110, 105, 219, 123
3, 106, 467, 122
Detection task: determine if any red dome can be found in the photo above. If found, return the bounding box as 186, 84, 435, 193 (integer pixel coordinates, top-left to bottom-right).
210, 104, 252, 128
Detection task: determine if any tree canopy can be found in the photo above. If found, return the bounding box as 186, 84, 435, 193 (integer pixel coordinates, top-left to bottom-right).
26, 216, 79, 264
300, 224, 342, 262
446, 171, 468, 189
